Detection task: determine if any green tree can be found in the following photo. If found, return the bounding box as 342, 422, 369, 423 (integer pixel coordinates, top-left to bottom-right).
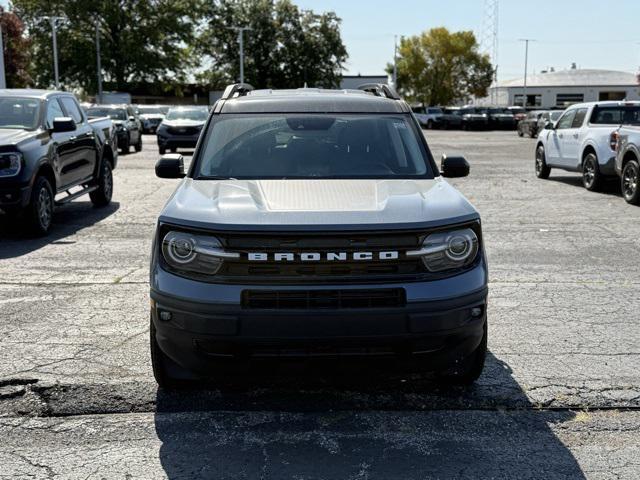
198, 0, 347, 89
390, 27, 494, 106
12, 0, 201, 92
0, 7, 32, 87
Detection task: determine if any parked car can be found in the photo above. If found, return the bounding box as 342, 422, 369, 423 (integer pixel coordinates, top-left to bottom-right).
441, 107, 464, 129
156, 106, 209, 154
136, 105, 165, 134
507, 106, 527, 125
535, 101, 640, 191
86, 104, 142, 154
612, 123, 640, 204
518, 110, 563, 138
483, 107, 517, 130
0, 89, 117, 235
459, 107, 489, 130
149, 83, 488, 388
412, 106, 444, 129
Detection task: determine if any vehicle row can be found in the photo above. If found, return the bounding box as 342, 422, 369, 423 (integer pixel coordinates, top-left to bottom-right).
534, 100, 640, 205
412, 106, 527, 131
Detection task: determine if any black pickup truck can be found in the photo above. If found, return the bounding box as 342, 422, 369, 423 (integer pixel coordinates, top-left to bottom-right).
0, 89, 117, 235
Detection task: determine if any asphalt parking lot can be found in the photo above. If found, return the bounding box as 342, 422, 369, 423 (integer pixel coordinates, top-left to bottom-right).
0, 130, 639, 479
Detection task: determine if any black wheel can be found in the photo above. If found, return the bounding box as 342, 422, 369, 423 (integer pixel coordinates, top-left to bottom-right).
26, 176, 54, 236
90, 161, 113, 207
427, 120, 433, 129
170, 147, 177, 153
582, 153, 602, 191
150, 314, 198, 389
134, 134, 143, 152
621, 159, 640, 205
436, 322, 487, 386
535, 145, 551, 179
159, 146, 166, 155
120, 135, 130, 155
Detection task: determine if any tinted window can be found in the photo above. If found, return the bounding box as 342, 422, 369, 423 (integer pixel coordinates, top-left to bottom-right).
59, 97, 83, 124
46, 98, 64, 129
0, 97, 41, 129
571, 108, 588, 128
556, 110, 577, 129
590, 106, 640, 125
197, 114, 433, 179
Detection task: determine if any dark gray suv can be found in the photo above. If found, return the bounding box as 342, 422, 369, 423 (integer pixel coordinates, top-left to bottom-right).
150, 83, 488, 388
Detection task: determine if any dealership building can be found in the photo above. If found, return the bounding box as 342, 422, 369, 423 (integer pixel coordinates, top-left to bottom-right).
487, 68, 640, 108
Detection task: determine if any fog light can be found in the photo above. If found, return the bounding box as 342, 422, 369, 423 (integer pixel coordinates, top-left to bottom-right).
159, 310, 172, 321
471, 307, 483, 318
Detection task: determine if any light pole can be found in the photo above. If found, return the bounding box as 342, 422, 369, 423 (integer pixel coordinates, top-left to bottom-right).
0, 24, 6, 89
42, 16, 65, 89
393, 35, 398, 87
518, 38, 535, 109
95, 18, 102, 103
229, 26, 252, 83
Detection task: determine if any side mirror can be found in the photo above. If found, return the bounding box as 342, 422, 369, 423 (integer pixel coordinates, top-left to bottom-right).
545, 121, 555, 130
128, 116, 136, 121
155, 154, 185, 179
441, 154, 469, 178
52, 117, 76, 133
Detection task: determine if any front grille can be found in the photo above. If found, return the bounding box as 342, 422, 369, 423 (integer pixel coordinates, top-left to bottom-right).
217, 231, 425, 283
167, 126, 200, 135
242, 288, 406, 309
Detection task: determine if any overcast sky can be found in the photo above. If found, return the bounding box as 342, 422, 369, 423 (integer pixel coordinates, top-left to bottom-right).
296, 0, 640, 81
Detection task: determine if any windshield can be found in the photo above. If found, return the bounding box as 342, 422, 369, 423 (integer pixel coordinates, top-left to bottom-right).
87, 108, 127, 121
0, 97, 41, 129
137, 106, 163, 115
166, 108, 208, 121
195, 114, 433, 179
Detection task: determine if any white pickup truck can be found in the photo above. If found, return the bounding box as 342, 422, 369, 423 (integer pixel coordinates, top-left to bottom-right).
534, 101, 640, 191
613, 125, 640, 204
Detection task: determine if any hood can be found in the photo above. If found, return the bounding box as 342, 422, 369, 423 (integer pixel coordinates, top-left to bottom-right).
160, 178, 479, 231
0, 128, 37, 146
161, 119, 205, 128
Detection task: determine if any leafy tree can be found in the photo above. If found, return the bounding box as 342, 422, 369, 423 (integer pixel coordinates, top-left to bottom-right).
0, 7, 32, 87
198, 0, 347, 89
390, 27, 494, 106
12, 0, 201, 92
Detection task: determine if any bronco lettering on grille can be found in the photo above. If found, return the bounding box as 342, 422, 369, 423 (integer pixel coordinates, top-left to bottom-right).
247, 252, 400, 262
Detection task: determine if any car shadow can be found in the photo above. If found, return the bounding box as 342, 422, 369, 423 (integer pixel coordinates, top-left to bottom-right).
0, 201, 120, 259
548, 174, 622, 197
154, 352, 586, 479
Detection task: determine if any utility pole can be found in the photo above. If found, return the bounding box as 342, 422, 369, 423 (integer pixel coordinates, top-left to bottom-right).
518, 38, 535, 109
229, 26, 252, 84
0, 25, 6, 89
95, 18, 102, 103
392, 35, 398, 87
42, 16, 65, 89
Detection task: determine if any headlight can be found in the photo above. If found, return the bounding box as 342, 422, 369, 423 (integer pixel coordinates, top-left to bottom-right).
0, 152, 22, 177
408, 228, 479, 272
161, 231, 238, 276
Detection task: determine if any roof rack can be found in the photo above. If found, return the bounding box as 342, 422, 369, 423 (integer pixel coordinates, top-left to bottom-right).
220, 83, 254, 100
357, 83, 401, 100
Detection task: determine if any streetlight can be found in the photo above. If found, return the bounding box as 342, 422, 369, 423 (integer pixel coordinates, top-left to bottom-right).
95, 18, 102, 103
41, 15, 66, 89
518, 38, 536, 109
228, 26, 252, 84
0, 24, 6, 89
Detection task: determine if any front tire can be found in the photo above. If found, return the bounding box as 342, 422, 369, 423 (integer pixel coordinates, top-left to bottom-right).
159, 146, 166, 155
535, 145, 551, 179
120, 135, 130, 155
150, 315, 198, 389
582, 153, 602, 191
26, 176, 54, 236
134, 134, 143, 152
90, 161, 113, 207
621, 159, 640, 205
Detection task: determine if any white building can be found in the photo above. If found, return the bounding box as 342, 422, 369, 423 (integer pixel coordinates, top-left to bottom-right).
485, 68, 640, 108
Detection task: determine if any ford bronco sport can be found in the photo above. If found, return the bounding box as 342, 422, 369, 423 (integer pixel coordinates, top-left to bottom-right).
150, 83, 488, 388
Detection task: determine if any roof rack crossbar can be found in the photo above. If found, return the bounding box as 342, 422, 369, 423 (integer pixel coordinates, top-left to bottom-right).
357, 83, 401, 100
220, 83, 255, 100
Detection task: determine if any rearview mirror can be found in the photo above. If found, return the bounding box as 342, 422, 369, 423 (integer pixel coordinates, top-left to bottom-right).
155, 154, 185, 179
440, 154, 469, 178
52, 117, 76, 133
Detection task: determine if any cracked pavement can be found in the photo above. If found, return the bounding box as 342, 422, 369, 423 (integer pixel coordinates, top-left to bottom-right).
0, 131, 639, 479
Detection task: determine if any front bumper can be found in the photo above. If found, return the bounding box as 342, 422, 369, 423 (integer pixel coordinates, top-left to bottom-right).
150, 260, 488, 375
157, 133, 200, 149
0, 183, 31, 209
